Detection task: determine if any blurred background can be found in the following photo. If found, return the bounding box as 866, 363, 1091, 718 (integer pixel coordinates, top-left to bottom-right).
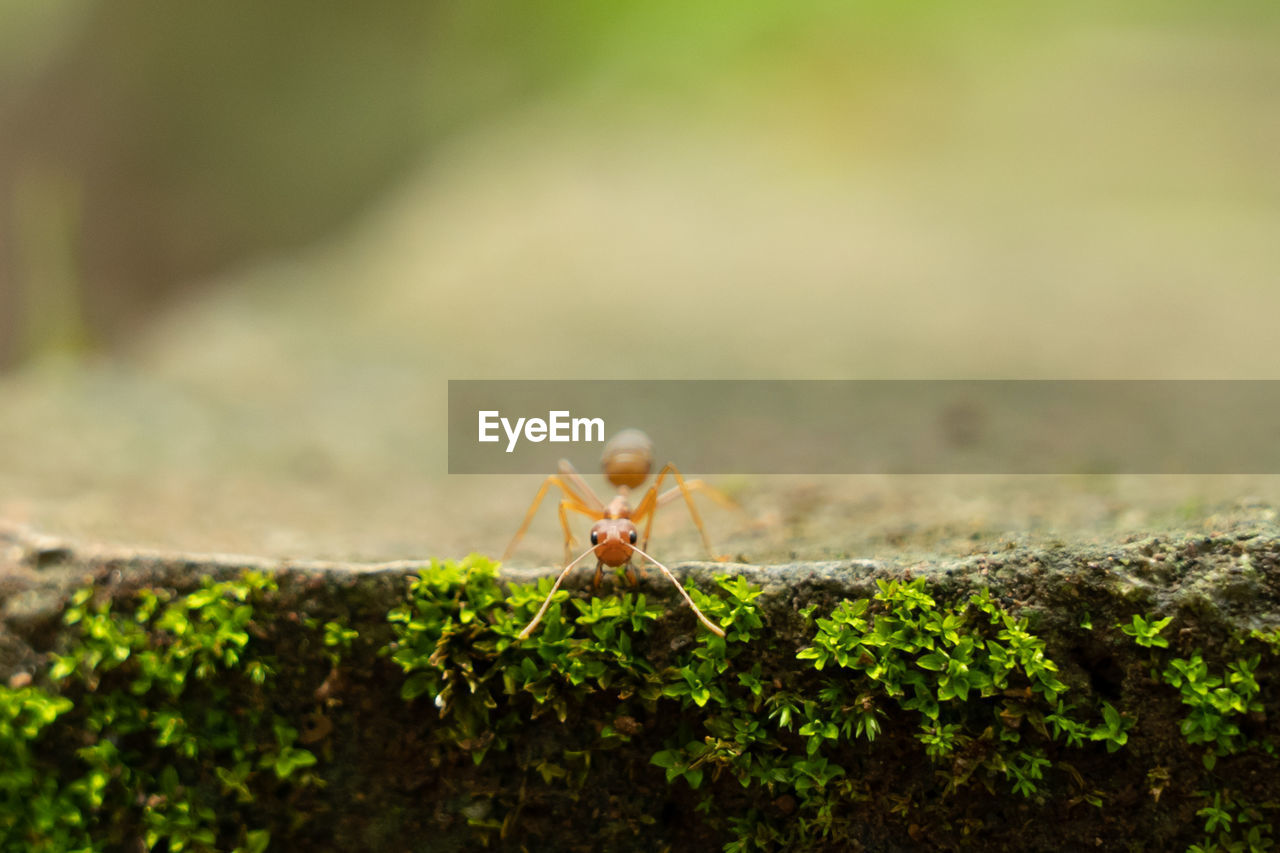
2, 0, 1278, 563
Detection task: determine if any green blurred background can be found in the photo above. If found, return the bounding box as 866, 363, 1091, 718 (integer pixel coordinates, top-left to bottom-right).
2, 1, 1278, 562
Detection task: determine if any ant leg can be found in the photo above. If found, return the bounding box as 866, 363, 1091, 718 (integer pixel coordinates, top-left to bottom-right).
592, 561, 604, 590
624, 562, 638, 587
557, 459, 605, 513
632, 463, 722, 560
556, 499, 582, 566
657, 479, 737, 512
632, 485, 660, 554
502, 471, 599, 563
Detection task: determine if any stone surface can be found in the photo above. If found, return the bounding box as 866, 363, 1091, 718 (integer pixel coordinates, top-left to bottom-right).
5, 518, 1280, 680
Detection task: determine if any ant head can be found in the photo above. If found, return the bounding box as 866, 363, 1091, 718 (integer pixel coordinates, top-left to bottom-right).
590, 518, 638, 567
602, 428, 653, 489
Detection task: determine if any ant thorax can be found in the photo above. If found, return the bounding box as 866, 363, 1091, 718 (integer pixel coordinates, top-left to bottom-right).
605, 495, 631, 519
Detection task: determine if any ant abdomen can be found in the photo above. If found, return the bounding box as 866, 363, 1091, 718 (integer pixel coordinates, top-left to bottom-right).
602, 428, 653, 489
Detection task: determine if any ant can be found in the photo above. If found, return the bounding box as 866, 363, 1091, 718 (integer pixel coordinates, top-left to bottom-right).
504, 429, 735, 640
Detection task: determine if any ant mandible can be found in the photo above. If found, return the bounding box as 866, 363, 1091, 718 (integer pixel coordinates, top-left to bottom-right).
503, 429, 734, 639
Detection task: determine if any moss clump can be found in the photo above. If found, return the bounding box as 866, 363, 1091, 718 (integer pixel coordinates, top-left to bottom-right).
0, 573, 338, 852
378, 556, 1280, 852
2, 539, 1279, 851
386, 559, 1239, 850
1117, 616, 1278, 853
0, 683, 78, 849
792, 581, 1130, 797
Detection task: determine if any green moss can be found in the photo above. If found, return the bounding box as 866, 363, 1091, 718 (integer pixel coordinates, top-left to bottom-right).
0, 684, 79, 850
1188, 789, 1276, 853
377, 557, 1280, 851
0, 572, 336, 852
383, 562, 1161, 850
794, 580, 1132, 796
4, 549, 1279, 851
1110, 612, 1279, 852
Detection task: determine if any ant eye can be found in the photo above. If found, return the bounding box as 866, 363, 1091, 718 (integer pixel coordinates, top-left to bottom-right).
590, 531, 599, 546
629, 530, 637, 544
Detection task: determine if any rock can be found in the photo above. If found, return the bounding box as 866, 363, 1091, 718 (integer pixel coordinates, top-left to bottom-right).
1, 523, 1278, 851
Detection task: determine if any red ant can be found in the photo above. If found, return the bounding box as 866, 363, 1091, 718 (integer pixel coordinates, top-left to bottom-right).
504, 429, 734, 639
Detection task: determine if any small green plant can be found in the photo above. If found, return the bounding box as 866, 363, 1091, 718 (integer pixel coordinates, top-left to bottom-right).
1089, 702, 1133, 753
795, 579, 1123, 798
0, 571, 327, 852
0, 684, 82, 851
1162, 653, 1263, 769
1188, 790, 1276, 853
1110, 611, 1280, 851
1251, 627, 1280, 654
386, 554, 675, 766
321, 620, 359, 666
1119, 614, 1172, 649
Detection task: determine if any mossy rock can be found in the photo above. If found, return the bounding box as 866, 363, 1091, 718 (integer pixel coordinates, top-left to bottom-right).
1, 523, 1279, 852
